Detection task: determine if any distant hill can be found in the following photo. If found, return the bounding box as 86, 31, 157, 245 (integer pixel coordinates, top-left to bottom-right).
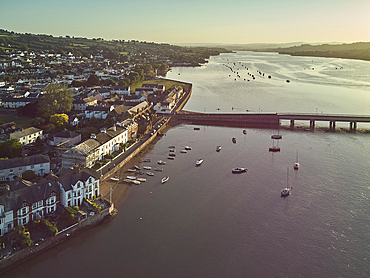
255, 42, 370, 61
0, 29, 232, 66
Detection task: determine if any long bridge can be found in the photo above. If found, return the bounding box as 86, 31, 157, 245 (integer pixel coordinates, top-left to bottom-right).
174, 112, 370, 131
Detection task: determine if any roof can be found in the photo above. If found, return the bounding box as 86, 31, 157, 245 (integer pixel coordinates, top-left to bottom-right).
10, 127, 42, 139
111, 104, 128, 115
0, 154, 50, 170
54, 130, 80, 139
58, 168, 100, 191
73, 139, 101, 155
0, 177, 60, 212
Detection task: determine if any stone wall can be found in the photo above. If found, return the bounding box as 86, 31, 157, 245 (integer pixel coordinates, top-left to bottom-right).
0, 203, 114, 275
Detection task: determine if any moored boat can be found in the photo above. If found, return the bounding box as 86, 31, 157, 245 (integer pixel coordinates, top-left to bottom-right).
281, 168, 291, 197
167, 156, 175, 160
180, 150, 187, 153
158, 160, 166, 165
196, 159, 203, 166
269, 146, 281, 152
134, 165, 141, 170
232, 137, 237, 143
294, 150, 299, 170
232, 167, 248, 174
143, 158, 151, 162
128, 168, 137, 172
143, 166, 151, 170
146, 172, 154, 176
137, 178, 146, 182
161, 176, 169, 184
271, 134, 282, 139
216, 146, 222, 152
185, 146, 192, 150
154, 167, 163, 171
132, 180, 141, 185
126, 176, 136, 180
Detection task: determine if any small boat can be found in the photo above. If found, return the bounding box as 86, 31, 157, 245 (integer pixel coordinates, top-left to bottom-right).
158, 160, 166, 165
194, 127, 200, 130
143, 158, 151, 162
154, 167, 163, 171
232, 138, 237, 143
271, 134, 282, 140
167, 156, 175, 160
169, 149, 175, 152
132, 180, 141, 185
146, 172, 154, 176
134, 165, 141, 170
128, 168, 136, 172
169, 146, 176, 148
185, 146, 192, 150
281, 168, 291, 197
137, 178, 146, 182
126, 176, 136, 180
216, 146, 222, 152
110, 176, 120, 181
196, 159, 203, 166
124, 179, 133, 183
161, 176, 169, 184
143, 166, 151, 170
294, 150, 299, 170
232, 167, 248, 174
243, 130, 247, 135
180, 150, 187, 153
137, 171, 144, 175
168, 153, 176, 157
269, 146, 281, 152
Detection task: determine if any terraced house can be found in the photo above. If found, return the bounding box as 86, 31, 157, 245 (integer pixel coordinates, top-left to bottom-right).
10, 127, 43, 145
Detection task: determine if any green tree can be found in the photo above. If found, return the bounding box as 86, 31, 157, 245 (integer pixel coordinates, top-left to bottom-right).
22, 170, 37, 181
0, 139, 22, 158
39, 83, 73, 118
50, 113, 69, 128
31, 117, 45, 128
87, 74, 100, 86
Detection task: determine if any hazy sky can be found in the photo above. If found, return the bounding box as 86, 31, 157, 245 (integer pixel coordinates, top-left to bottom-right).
1, 0, 370, 44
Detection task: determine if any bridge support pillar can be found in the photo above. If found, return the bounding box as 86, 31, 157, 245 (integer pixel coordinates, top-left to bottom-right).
310, 120, 315, 130
290, 120, 294, 129
329, 121, 336, 131
350, 122, 357, 132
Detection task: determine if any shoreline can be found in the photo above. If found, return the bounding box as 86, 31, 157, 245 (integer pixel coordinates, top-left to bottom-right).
99, 119, 180, 206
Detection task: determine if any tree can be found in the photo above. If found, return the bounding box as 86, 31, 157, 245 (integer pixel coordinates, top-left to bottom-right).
38, 83, 73, 118
87, 74, 100, 86
22, 170, 37, 181
50, 113, 69, 128
0, 139, 22, 158
31, 117, 45, 128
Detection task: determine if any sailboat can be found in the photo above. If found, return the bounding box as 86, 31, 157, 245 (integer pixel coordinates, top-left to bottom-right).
269, 139, 280, 152
281, 168, 291, 197
294, 150, 300, 170
271, 125, 282, 139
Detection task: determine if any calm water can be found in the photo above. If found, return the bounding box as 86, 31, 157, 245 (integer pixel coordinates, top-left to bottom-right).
5, 52, 370, 278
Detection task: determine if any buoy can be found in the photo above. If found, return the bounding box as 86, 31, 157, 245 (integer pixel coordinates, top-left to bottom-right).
140, 217, 143, 220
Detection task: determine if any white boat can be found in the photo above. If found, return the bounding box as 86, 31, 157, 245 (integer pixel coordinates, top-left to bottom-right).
128, 168, 137, 172
281, 168, 291, 197
154, 167, 163, 171
161, 176, 169, 184
127, 176, 136, 180
216, 146, 222, 152
137, 178, 146, 182
142, 158, 151, 162
169, 149, 175, 152
167, 156, 175, 160
146, 172, 154, 176
294, 150, 299, 170
158, 160, 166, 165
232, 167, 248, 174
269, 140, 280, 152
180, 150, 187, 153
143, 166, 151, 170
110, 176, 120, 181
196, 159, 203, 166
185, 146, 192, 150
134, 165, 141, 170
243, 129, 247, 134
132, 180, 141, 185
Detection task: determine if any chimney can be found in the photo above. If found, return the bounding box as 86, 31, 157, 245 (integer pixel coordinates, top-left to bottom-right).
91, 133, 96, 139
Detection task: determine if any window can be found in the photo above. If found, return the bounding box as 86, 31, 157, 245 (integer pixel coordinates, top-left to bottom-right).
10, 169, 13, 173
31, 165, 34, 169
23, 218, 27, 225
19, 167, 22, 171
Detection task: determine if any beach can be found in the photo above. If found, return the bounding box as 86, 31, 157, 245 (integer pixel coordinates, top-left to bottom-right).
99, 120, 179, 206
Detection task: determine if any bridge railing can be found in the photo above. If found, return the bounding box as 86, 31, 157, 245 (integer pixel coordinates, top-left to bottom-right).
278, 113, 370, 118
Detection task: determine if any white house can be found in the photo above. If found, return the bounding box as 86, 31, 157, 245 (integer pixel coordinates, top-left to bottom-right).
58, 168, 100, 207
0, 154, 51, 181
10, 127, 43, 145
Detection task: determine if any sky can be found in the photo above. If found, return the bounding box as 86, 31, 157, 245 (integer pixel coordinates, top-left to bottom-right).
1, 0, 370, 45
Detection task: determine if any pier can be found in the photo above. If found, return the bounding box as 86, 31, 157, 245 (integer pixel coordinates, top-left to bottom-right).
175, 112, 370, 131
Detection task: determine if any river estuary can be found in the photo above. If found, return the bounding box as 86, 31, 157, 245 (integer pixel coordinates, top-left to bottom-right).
5, 52, 370, 277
